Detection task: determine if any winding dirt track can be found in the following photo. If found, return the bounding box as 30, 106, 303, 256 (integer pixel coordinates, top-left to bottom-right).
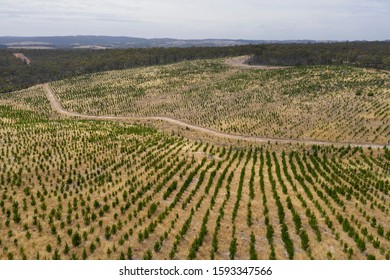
225, 56, 289, 70
42, 61, 388, 148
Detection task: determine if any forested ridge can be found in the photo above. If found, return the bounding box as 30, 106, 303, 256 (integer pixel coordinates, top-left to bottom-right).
249, 42, 390, 69
0, 42, 389, 93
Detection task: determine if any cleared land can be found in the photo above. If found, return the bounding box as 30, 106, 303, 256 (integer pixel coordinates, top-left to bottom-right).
13, 53, 31, 65
51, 58, 390, 145
0, 58, 389, 260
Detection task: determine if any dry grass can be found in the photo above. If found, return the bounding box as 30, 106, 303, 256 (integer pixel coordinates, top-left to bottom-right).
0, 62, 389, 260
51, 58, 390, 144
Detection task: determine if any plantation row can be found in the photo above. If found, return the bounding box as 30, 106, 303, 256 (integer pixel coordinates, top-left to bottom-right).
0, 86, 55, 121
0, 90, 389, 260
1, 75, 389, 260
51, 58, 390, 144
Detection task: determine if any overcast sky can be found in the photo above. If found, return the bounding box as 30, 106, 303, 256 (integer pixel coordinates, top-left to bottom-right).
0, 0, 389, 40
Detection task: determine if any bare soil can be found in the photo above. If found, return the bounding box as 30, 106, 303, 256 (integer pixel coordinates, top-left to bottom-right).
13, 53, 31, 65
225, 56, 288, 70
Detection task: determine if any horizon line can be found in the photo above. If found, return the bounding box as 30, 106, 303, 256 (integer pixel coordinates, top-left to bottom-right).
0, 35, 389, 42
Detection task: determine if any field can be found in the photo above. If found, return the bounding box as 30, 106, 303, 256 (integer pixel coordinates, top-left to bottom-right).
51, 58, 390, 144
0, 58, 389, 260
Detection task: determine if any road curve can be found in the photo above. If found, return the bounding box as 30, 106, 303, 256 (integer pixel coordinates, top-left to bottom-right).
43, 83, 388, 149
225, 56, 289, 70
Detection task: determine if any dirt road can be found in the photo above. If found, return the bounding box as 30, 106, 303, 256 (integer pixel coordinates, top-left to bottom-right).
225, 56, 288, 70
13, 53, 31, 65
42, 83, 388, 148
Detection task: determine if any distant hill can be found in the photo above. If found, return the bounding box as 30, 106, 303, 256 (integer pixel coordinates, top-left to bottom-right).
0, 36, 322, 49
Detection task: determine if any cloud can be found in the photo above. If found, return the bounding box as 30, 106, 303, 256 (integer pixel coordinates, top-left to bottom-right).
0, 0, 388, 39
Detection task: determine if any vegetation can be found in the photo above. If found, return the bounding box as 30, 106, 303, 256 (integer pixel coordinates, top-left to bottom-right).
249, 42, 390, 69
1, 42, 388, 94
51, 58, 390, 144
0, 46, 252, 93
0, 56, 389, 260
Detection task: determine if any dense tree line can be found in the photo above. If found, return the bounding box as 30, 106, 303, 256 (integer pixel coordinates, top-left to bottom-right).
0, 46, 251, 93
1, 42, 388, 93
249, 42, 390, 69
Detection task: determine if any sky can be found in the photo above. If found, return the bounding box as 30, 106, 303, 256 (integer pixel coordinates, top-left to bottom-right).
0, 0, 389, 40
